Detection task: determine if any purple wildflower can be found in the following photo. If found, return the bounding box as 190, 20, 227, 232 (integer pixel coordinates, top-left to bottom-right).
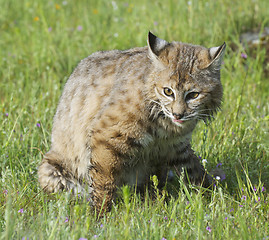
230, 208, 234, 212
18, 208, 24, 213
239, 204, 243, 207
257, 105, 260, 109
161, 238, 167, 240
206, 226, 212, 232
3, 189, 8, 195
154, 21, 158, 26
5, 113, 9, 117
216, 163, 222, 168
79, 238, 87, 240
77, 25, 83, 31
48, 27, 52, 32
148, 219, 155, 225
163, 216, 168, 220
225, 217, 228, 220
241, 53, 247, 59
241, 195, 247, 201
36, 123, 41, 127
262, 186, 265, 192
93, 236, 98, 239
253, 186, 257, 192
65, 217, 69, 222
255, 197, 260, 203
100, 224, 104, 228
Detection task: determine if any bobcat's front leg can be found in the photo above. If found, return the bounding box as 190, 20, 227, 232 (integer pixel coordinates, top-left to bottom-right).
171, 144, 213, 188
184, 153, 213, 188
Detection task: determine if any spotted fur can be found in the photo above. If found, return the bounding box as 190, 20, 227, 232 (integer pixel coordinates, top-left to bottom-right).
38, 32, 226, 212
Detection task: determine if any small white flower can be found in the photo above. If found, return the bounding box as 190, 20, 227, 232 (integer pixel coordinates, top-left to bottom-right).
216, 176, 221, 181
111, 1, 118, 10
202, 159, 207, 164
114, 33, 119, 38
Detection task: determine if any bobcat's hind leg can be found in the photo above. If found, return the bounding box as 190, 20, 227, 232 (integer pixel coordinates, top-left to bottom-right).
38, 153, 84, 194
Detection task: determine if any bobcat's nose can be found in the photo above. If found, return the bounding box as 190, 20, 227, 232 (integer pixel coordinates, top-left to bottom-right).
173, 113, 184, 120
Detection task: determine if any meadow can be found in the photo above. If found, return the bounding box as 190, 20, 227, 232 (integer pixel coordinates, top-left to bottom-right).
0, 0, 268, 239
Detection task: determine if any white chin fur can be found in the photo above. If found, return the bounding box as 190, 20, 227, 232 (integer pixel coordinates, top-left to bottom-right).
172, 120, 183, 127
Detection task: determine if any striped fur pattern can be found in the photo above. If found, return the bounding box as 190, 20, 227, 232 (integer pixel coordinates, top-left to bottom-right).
38, 32, 226, 212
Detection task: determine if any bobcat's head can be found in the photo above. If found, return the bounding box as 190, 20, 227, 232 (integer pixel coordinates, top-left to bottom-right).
148, 32, 226, 127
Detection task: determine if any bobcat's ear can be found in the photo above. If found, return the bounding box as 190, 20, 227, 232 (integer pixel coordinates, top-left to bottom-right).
207, 42, 226, 69
147, 31, 169, 59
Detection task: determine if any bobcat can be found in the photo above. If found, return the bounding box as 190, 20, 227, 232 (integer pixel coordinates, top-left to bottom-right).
38, 32, 226, 212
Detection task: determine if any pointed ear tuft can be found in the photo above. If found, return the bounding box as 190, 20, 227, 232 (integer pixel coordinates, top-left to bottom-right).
147, 31, 169, 57
207, 42, 226, 69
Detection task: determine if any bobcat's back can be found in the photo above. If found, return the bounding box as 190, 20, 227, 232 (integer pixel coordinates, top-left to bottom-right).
50, 47, 153, 179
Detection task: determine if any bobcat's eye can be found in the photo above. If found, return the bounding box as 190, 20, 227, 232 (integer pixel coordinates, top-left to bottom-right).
186, 92, 199, 101
164, 87, 174, 97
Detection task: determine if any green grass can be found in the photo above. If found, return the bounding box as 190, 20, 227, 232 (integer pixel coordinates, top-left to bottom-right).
1, 0, 268, 239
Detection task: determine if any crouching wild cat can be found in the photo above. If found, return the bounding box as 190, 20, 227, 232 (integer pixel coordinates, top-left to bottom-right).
38, 32, 226, 212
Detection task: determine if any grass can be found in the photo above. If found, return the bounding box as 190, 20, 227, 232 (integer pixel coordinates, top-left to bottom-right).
0, 0, 268, 239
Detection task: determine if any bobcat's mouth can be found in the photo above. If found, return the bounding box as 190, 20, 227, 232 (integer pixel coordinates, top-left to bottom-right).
172, 119, 184, 124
